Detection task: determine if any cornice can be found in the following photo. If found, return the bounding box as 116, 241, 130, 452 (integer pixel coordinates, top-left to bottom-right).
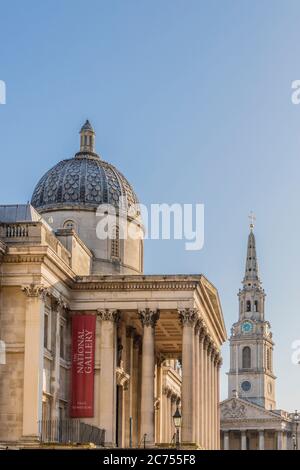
3, 254, 46, 264
73, 278, 200, 291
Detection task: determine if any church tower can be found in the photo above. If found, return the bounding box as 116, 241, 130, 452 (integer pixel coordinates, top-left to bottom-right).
227, 216, 276, 410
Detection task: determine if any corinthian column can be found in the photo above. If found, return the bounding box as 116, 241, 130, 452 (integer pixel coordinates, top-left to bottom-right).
207, 342, 213, 449
194, 322, 200, 446
198, 329, 205, 448
217, 356, 222, 449
21, 284, 48, 439
213, 351, 218, 449
202, 336, 209, 449
97, 308, 120, 447
179, 308, 198, 446
51, 296, 68, 420
139, 308, 160, 447
211, 348, 217, 449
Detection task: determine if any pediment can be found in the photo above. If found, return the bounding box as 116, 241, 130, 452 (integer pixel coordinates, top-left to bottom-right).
220, 397, 281, 421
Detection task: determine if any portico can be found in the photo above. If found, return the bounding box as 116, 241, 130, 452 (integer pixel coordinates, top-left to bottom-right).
70, 274, 227, 448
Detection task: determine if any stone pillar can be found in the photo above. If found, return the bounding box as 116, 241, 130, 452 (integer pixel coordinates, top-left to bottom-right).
216, 356, 222, 449
97, 309, 119, 447
203, 336, 209, 449
124, 326, 135, 447
207, 342, 212, 449
139, 308, 160, 447
179, 308, 197, 446
51, 298, 62, 420
241, 430, 247, 450
132, 334, 141, 446
198, 330, 205, 448
224, 431, 229, 450
259, 430, 265, 450
194, 324, 200, 446
155, 358, 163, 445
277, 430, 283, 450
21, 284, 47, 439
212, 350, 216, 450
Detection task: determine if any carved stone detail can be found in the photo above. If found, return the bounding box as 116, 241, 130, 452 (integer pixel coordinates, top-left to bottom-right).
52, 295, 69, 311
97, 308, 120, 322
222, 399, 246, 419
138, 308, 160, 328
21, 283, 48, 299
178, 308, 198, 326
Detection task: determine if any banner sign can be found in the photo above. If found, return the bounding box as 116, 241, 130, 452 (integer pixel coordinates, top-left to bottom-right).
70, 315, 96, 417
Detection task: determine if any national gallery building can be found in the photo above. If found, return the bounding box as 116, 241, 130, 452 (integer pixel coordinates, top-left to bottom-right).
0, 121, 226, 449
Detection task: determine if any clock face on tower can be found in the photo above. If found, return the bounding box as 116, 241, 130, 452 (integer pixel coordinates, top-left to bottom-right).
241, 380, 251, 392
242, 321, 253, 333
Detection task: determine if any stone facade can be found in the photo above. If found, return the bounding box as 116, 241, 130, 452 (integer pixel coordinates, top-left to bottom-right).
0, 122, 227, 449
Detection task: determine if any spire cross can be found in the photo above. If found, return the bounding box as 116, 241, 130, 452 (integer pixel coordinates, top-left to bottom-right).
248, 211, 256, 231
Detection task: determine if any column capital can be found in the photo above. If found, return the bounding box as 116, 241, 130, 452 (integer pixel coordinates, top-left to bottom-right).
199, 326, 207, 343
52, 294, 69, 312
21, 283, 48, 300
97, 308, 120, 322
178, 308, 198, 326
203, 335, 213, 351
195, 319, 204, 335
211, 346, 218, 361
138, 308, 160, 327
213, 351, 220, 365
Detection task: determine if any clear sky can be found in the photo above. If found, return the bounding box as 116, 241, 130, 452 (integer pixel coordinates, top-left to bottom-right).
1, 0, 300, 411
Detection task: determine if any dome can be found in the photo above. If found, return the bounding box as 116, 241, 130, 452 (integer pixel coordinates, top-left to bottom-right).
31, 121, 139, 214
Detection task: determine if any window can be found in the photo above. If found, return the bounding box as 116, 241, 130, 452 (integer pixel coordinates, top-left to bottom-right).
63, 220, 75, 230
242, 346, 251, 369
246, 300, 251, 312
60, 324, 65, 360
44, 313, 49, 349
111, 225, 120, 258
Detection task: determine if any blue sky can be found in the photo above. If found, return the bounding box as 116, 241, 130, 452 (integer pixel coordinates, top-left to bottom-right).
1, 0, 300, 410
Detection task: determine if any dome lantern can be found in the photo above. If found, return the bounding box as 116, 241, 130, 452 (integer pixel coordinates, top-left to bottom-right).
79, 119, 96, 154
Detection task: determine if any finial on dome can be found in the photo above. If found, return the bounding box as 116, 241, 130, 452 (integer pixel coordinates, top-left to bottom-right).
248, 211, 256, 231
79, 119, 95, 153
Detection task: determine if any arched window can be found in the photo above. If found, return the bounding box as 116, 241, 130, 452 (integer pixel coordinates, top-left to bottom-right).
246, 300, 251, 312
242, 346, 251, 369
63, 219, 76, 230
111, 226, 120, 259
254, 300, 258, 312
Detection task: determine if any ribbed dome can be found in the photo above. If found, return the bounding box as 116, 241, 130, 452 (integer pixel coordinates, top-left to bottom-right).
31, 121, 139, 213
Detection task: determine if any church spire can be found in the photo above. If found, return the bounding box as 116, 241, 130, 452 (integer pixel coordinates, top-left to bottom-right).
243, 212, 261, 286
